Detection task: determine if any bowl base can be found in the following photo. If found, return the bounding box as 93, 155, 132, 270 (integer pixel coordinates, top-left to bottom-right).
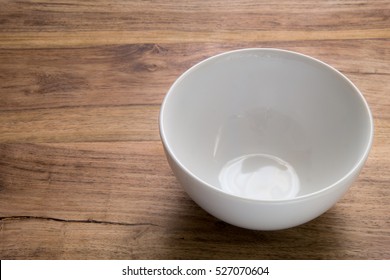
218, 154, 300, 200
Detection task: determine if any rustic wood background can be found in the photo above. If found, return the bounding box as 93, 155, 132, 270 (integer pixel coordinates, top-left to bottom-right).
0, 0, 389, 259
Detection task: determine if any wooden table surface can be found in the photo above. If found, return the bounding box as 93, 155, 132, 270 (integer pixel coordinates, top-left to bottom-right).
0, 0, 389, 260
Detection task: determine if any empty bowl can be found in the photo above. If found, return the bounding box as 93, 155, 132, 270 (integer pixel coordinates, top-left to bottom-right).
159, 48, 373, 230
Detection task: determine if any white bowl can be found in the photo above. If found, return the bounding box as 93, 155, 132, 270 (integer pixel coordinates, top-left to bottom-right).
159, 48, 373, 230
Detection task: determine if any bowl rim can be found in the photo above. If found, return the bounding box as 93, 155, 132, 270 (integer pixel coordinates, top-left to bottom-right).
159, 48, 374, 203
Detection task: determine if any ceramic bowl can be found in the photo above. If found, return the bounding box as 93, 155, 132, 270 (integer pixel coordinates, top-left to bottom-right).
159, 48, 373, 230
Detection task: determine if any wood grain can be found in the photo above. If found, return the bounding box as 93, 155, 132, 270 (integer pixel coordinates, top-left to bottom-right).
0, 142, 389, 259
0, 0, 389, 259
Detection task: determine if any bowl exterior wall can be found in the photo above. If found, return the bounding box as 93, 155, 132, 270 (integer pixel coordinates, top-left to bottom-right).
164, 147, 363, 230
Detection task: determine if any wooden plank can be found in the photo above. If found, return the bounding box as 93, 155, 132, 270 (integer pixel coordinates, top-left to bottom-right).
0, 41, 388, 111
1, 0, 388, 32
1, 0, 388, 48
0, 142, 179, 223
1, 30, 389, 48
0, 142, 389, 259
0, 106, 159, 142
0, 213, 389, 260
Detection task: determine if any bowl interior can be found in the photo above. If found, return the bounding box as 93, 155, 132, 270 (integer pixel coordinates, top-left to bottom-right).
161, 49, 372, 200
